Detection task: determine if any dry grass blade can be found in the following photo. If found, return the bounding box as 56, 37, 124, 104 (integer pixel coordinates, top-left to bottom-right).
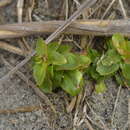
0, 0, 12, 8
111, 85, 122, 127
84, 119, 94, 130
66, 96, 77, 113
0, 41, 24, 56
0, 106, 41, 114
128, 98, 130, 129
17, 0, 24, 23
119, 0, 127, 19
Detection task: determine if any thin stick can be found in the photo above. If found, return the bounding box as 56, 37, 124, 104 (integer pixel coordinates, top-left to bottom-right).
101, 0, 116, 19
87, 101, 109, 130
84, 119, 94, 130
111, 85, 122, 127
128, 98, 130, 129
0, 106, 41, 114
0, 41, 24, 56
119, 0, 127, 19
17, 0, 24, 23
0, 0, 12, 8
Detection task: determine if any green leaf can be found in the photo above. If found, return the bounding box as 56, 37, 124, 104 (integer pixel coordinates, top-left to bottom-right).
47, 65, 54, 78
120, 63, 130, 80
36, 38, 47, 57
87, 48, 100, 61
55, 53, 80, 70
33, 62, 48, 85
87, 65, 103, 81
112, 34, 130, 63
78, 55, 91, 68
48, 51, 67, 65
53, 71, 64, 87
112, 33, 126, 50
95, 80, 107, 94
57, 45, 72, 54
61, 70, 82, 96
48, 42, 60, 51
68, 70, 83, 86
96, 61, 119, 76
101, 49, 121, 66
32, 56, 42, 67
39, 77, 52, 93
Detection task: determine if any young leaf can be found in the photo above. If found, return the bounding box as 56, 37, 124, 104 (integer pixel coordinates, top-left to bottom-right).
120, 63, 130, 80
36, 38, 47, 57
47, 65, 54, 78
101, 49, 121, 66
48, 51, 67, 65
39, 77, 52, 93
95, 80, 107, 94
78, 55, 91, 68
33, 62, 47, 86
32, 56, 42, 65
96, 61, 119, 76
112, 34, 130, 63
57, 45, 72, 54
55, 53, 80, 70
112, 33, 126, 50
61, 70, 82, 96
68, 70, 83, 86
87, 48, 100, 61
53, 71, 64, 87
87, 65, 103, 81
48, 42, 60, 51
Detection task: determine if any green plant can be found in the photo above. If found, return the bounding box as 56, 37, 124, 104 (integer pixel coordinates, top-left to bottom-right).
86, 33, 130, 93
32, 34, 130, 96
32, 39, 91, 96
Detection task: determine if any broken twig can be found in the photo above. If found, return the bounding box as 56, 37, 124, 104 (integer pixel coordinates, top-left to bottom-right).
0, 105, 41, 114
0, 0, 12, 8
0, 41, 24, 56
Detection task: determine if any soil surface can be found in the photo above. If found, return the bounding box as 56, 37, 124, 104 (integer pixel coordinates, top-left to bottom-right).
0, 0, 130, 130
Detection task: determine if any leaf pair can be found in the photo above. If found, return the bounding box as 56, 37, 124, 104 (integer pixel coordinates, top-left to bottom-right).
56, 52, 91, 70
96, 49, 121, 76
112, 34, 130, 64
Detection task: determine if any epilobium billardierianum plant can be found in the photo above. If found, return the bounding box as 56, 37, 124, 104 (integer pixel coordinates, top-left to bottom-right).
32, 39, 91, 96
32, 34, 130, 96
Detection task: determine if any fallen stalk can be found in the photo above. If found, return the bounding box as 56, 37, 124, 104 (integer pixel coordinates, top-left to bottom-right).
0, 41, 24, 56
0, 20, 130, 39
0, 0, 12, 8
0, 106, 41, 114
